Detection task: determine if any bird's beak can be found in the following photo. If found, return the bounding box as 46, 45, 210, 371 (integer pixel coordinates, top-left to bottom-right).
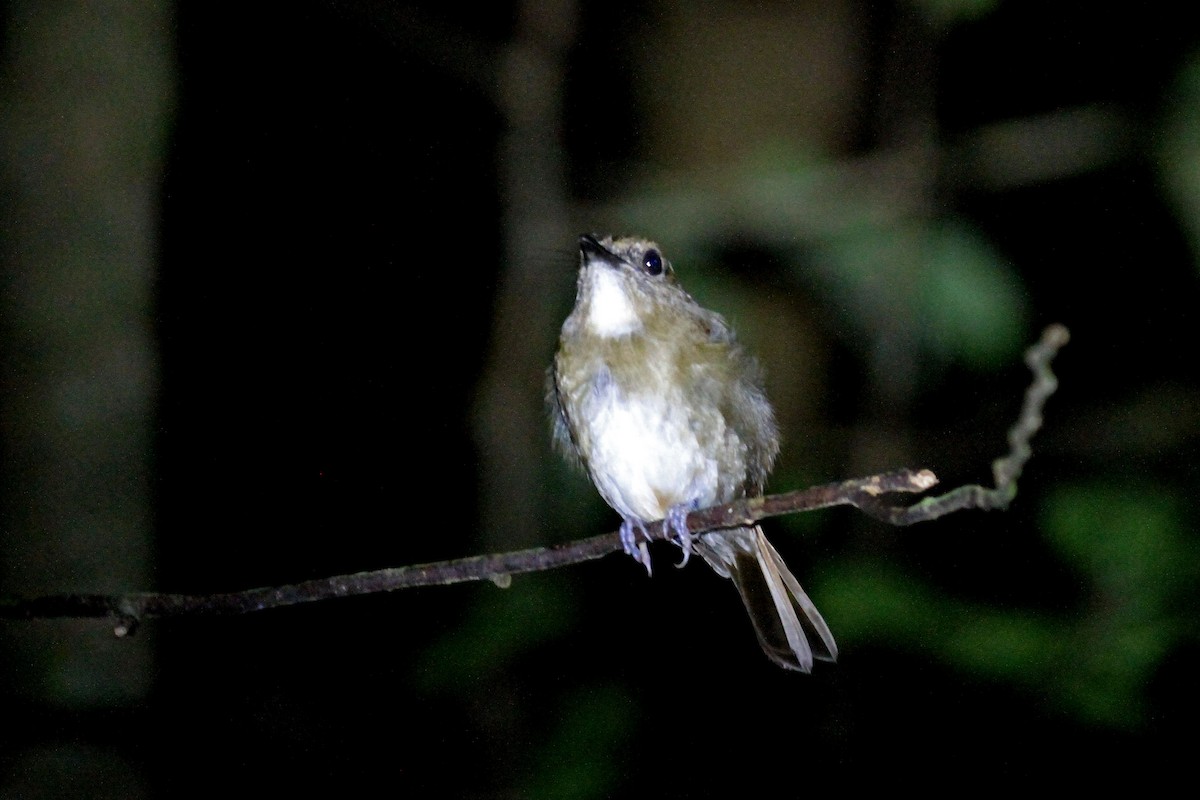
579, 234, 620, 269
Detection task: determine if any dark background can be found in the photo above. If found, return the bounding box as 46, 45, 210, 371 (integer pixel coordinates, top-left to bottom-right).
3, 1, 1198, 796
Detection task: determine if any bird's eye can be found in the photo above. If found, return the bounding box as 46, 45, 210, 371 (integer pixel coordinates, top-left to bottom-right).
643, 249, 663, 276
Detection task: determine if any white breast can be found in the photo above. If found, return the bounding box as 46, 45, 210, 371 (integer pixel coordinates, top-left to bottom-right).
585, 385, 727, 523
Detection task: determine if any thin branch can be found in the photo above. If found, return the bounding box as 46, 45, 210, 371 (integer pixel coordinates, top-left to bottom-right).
0, 325, 1069, 633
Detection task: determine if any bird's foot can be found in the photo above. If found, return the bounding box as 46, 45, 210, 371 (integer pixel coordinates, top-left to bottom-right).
619, 518, 653, 576
666, 500, 700, 568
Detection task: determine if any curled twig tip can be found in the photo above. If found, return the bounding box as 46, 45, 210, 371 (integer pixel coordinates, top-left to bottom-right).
1041, 323, 1070, 347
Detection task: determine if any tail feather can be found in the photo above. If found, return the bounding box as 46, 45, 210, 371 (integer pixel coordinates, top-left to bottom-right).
694, 525, 837, 672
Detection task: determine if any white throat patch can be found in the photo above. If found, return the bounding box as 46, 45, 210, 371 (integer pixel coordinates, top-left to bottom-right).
586, 268, 642, 337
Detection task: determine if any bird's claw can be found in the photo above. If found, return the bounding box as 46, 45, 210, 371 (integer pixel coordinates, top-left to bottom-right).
620, 518, 653, 576
666, 501, 699, 568
621, 502, 698, 574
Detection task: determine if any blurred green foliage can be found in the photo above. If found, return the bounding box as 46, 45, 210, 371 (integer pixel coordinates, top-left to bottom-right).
523, 683, 636, 799
414, 576, 636, 796
1158, 48, 1200, 271
1042, 484, 1191, 727
414, 575, 578, 692
818, 482, 1193, 729
813, 218, 1029, 369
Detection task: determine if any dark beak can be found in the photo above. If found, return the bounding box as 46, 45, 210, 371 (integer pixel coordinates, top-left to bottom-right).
579, 233, 619, 268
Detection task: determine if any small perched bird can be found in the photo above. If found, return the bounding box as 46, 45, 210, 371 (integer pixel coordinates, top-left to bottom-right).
548, 234, 838, 672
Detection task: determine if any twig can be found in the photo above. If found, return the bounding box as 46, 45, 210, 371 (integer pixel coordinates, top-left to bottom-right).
0, 325, 1069, 633
855, 323, 1069, 524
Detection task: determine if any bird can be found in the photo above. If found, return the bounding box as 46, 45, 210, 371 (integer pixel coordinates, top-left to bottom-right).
548, 233, 837, 672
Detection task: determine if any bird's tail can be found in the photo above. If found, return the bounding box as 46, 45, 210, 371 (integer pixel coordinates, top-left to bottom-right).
694, 525, 838, 672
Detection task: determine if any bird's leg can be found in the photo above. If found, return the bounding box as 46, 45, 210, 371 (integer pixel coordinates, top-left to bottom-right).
665, 499, 700, 568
